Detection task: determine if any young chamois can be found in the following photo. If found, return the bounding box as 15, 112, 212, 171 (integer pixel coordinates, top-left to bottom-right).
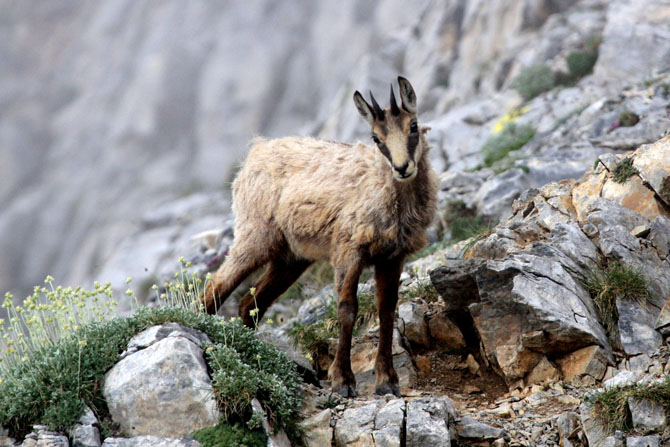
202, 76, 438, 397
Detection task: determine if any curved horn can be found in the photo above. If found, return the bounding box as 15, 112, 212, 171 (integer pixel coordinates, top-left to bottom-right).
389, 84, 400, 116
369, 90, 385, 121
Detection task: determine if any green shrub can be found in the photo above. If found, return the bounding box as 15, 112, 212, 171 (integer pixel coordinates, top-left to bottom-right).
618, 111, 640, 128
566, 48, 598, 79
0, 289, 304, 443
511, 64, 555, 101
481, 124, 535, 168
611, 157, 639, 184
584, 262, 648, 339
192, 422, 267, 447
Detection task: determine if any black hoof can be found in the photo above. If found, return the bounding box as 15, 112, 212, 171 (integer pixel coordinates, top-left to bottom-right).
334, 384, 358, 398
375, 383, 401, 397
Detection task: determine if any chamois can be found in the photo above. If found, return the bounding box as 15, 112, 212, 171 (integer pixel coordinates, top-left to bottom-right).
202, 77, 438, 397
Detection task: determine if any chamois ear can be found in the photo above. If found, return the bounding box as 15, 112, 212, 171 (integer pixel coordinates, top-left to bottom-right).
397, 76, 417, 115
353, 90, 375, 126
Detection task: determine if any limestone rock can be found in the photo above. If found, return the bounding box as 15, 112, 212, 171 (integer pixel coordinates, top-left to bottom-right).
456, 416, 504, 441
406, 398, 456, 447
628, 398, 666, 431
524, 356, 561, 387
616, 299, 663, 356
302, 409, 333, 447
20, 427, 69, 447
101, 437, 200, 447
427, 312, 466, 351
625, 436, 660, 447
429, 259, 484, 312
556, 345, 608, 382
604, 371, 640, 389
372, 399, 405, 447
556, 412, 581, 443
68, 407, 101, 447
398, 301, 430, 348
654, 296, 670, 336
334, 401, 380, 447
103, 326, 220, 437
580, 396, 610, 447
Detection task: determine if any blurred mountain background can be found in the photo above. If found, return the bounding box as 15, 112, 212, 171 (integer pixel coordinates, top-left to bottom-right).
1, 0, 668, 304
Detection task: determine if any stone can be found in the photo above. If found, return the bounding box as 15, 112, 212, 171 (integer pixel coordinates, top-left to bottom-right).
303, 409, 333, 447
464, 354, 480, 376
654, 295, 670, 336
524, 356, 560, 386
372, 399, 405, 447
580, 397, 610, 447
601, 436, 624, 447
398, 301, 430, 348
625, 436, 660, 447
571, 170, 606, 222
456, 416, 504, 441
101, 437, 200, 447
103, 326, 220, 437
406, 398, 455, 447
426, 313, 466, 351
632, 137, 670, 206
556, 345, 608, 382
429, 259, 484, 312
601, 175, 666, 221
616, 299, 663, 356
556, 412, 580, 442
19, 427, 69, 447
122, 323, 210, 359
604, 371, 640, 389
628, 398, 666, 431
68, 406, 101, 447
334, 401, 380, 447
648, 216, 670, 257
475, 168, 531, 220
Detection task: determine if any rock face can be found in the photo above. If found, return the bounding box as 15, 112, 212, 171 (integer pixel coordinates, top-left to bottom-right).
431, 137, 670, 387
103, 324, 220, 437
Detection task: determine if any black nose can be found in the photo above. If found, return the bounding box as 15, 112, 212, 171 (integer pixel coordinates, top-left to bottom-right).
394, 162, 409, 175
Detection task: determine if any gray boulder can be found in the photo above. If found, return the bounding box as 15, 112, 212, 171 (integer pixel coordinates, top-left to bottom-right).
406, 398, 456, 447
101, 437, 200, 447
103, 325, 220, 437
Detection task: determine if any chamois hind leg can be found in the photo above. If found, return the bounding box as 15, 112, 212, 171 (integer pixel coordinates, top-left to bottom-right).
374, 257, 403, 397
239, 255, 312, 328
201, 224, 280, 314
329, 259, 363, 398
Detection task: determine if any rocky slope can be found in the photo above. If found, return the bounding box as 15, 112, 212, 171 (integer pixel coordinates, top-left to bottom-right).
4, 0, 669, 305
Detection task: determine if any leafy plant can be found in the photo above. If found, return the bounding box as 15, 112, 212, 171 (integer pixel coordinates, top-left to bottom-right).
511, 64, 556, 101
611, 157, 639, 184
584, 262, 648, 339
192, 422, 267, 447
0, 275, 304, 444
481, 123, 535, 168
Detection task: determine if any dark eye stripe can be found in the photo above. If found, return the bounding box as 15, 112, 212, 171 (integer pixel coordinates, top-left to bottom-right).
407, 134, 419, 158
378, 143, 392, 163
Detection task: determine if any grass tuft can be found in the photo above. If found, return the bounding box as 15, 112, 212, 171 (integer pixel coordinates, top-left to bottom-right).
481, 124, 535, 168
611, 157, 639, 184
591, 375, 670, 434
584, 262, 648, 339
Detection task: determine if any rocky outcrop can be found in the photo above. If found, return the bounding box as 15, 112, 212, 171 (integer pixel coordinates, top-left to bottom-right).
430, 137, 670, 387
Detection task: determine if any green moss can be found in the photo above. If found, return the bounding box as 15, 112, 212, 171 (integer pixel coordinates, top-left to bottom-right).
511, 64, 555, 101
584, 262, 648, 339
566, 48, 598, 79
481, 124, 535, 168
192, 422, 267, 447
611, 157, 639, 184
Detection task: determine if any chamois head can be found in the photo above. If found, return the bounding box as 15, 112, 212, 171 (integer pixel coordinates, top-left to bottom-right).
353, 76, 425, 182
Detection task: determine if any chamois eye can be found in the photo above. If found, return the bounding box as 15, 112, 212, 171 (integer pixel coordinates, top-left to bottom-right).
410, 122, 418, 134
371, 135, 381, 145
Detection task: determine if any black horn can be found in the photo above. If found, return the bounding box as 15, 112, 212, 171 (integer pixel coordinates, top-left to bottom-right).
389, 84, 400, 116
369, 91, 385, 121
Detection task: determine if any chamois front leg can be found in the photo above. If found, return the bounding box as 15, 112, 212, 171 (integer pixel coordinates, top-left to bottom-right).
329, 262, 363, 398
374, 257, 403, 396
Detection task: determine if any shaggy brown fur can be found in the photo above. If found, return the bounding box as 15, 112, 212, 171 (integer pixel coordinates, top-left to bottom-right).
202, 77, 438, 397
